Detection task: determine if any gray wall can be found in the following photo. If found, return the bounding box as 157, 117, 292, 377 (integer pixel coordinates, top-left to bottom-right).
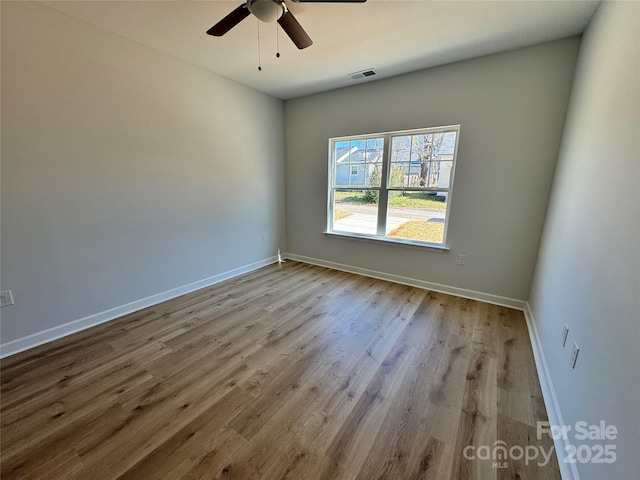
2, 2, 638, 476
284, 38, 580, 301
529, 2, 640, 479
1, 2, 285, 346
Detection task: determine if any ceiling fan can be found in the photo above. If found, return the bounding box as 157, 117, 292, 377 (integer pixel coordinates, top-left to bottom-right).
206, 0, 367, 50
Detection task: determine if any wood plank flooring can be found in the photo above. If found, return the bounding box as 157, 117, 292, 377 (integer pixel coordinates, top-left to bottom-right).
0, 261, 560, 479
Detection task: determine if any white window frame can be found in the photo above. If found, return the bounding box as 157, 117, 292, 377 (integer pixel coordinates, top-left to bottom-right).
326, 125, 460, 249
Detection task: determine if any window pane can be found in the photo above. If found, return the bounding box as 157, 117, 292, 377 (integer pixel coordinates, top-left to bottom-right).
334, 141, 353, 186
334, 137, 383, 188
391, 131, 457, 189
407, 162, 423, 188
390, 135, 419, 188
365, 164, 383, 187
386, 191, 448, 244
391, 136, 411, 162
367, 138, 383, 150
389, 163, 408, 187
434, 160, 453, 188
333, 190, 379, 235
436, 131, 457, 157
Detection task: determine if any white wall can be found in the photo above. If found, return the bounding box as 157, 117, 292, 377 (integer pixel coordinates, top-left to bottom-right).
284, 38, 580, 301
0, 2, 285, 351
529, 2, 640, 479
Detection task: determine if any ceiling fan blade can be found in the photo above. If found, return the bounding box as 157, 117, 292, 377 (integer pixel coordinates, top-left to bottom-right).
206, 4, 250, 37
277, 10, 313, 49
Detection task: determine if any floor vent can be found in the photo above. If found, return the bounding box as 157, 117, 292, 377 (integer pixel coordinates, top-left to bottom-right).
349, 68, 378, 80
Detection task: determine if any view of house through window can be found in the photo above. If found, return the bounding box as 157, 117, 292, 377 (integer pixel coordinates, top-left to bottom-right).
328, 126, 459, 246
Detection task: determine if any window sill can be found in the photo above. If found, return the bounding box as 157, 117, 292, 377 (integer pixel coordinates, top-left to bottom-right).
324, 231, 450, 252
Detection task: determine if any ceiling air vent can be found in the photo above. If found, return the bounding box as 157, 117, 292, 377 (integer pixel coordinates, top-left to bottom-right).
349, 68, 378, 80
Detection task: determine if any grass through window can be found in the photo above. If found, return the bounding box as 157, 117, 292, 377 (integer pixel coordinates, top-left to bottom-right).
388, 221, 444, 243
334, 191, 446, 210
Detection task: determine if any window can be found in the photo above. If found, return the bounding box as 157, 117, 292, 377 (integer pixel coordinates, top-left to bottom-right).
327, 125, 460, 247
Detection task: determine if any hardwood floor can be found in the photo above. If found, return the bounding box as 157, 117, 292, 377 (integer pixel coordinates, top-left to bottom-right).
1, 261, 560, 479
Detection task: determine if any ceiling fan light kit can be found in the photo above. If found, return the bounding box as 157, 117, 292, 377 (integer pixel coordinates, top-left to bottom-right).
206, 0, 367, 50
247, 0, 285, 23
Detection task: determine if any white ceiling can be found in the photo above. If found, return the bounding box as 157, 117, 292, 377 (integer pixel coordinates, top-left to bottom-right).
43, 0, 600, 100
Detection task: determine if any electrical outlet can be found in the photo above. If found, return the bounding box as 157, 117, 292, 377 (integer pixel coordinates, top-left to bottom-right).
457, 254, 467, 266
0, 290, 14, 307
262, 234, 267, 243
570, 342, 580, 369
562, 324, 569, 347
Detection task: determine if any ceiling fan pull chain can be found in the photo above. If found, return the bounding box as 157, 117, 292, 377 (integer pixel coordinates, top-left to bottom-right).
276, 22, 281, 58
257, 19, 262, 71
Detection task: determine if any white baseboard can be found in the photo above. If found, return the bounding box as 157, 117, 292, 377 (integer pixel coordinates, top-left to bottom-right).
524, 303, 579, 480
284, 252, 528, 310
0, 256, 278, 359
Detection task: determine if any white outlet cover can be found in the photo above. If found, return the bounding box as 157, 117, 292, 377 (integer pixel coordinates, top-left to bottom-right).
562, 324, 569, 346
0, 290, 14, 307
570, 342, 580, 369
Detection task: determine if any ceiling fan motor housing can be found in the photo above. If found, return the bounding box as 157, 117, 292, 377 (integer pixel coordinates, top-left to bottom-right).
247, 0, 285, 23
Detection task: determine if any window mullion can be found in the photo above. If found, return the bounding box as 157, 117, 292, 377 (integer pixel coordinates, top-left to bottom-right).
327, 139, 336, 232
377, 134, 391, 236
